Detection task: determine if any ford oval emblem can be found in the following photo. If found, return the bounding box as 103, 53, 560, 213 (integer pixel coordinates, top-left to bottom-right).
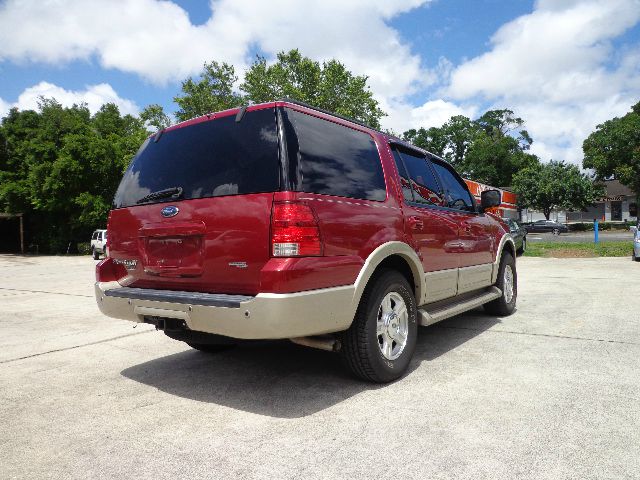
161, 205, 179, 218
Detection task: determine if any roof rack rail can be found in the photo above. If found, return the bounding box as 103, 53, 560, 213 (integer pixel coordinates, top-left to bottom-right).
278, 97, 382, 133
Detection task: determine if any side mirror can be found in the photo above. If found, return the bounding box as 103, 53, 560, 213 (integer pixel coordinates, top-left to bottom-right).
480, 189, 501, 212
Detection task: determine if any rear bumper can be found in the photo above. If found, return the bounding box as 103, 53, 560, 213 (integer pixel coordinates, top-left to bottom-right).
95, 282, 355, 339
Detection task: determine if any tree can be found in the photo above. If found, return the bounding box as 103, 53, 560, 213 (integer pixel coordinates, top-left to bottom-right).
241, 49, 385, 128
173, 61, 242, 122
402, 109, 538, 187
443, 115, 480, 167
171, 50, 386, 128
462, 133, 538, 187
512, 160, 603, 220
0, 98, 147, 252
583, 101, 640, 202
402, 126, 448, 157
140, 104, 171, 131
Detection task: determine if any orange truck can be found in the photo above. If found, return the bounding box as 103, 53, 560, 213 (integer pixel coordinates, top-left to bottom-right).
465, 179, 518, 219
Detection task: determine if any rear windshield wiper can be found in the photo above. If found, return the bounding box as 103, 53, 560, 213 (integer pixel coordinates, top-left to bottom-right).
136, 187, 183, 204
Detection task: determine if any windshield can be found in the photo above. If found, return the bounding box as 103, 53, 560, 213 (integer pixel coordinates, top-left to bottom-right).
113, 108, 279, 208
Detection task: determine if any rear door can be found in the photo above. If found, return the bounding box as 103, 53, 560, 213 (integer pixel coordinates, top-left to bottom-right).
430, 159, 495, 294
391, 147, 459, 303
108, 106, 280, 295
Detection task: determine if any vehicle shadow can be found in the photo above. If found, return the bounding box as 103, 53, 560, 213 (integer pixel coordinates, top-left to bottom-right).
121, 308, 501, 418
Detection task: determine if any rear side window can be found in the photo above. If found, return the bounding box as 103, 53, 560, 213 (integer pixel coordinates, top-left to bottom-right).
430, 160, 475, 211
113, 108, 279, 208
282, 108, 386, 201
394, 148, 443, 206
391, 148, 415, 203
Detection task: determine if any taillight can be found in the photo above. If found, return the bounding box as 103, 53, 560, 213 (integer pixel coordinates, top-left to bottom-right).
271, 202, 322, 257
95, 257, 127, 283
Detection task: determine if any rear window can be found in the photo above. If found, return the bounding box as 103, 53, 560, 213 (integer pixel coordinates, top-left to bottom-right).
113, 108, 279, 208
281, 108, 386, 201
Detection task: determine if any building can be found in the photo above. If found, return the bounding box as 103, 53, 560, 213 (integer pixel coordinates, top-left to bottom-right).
566, 179, 637, 223
520, 179, 638, 224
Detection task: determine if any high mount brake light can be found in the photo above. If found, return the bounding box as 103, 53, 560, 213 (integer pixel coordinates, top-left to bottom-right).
271, 202, 322, 257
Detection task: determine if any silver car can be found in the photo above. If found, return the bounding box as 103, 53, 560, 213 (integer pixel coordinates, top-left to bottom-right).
632, 225, 640, 262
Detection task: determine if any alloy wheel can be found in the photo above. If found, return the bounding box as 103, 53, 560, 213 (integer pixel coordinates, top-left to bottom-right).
376, 292, 409, 361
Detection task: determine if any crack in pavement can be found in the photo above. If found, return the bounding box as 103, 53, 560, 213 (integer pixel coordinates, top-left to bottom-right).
0, 330, 154, 364
436, 325, 640, 346
0, 287, 94, 298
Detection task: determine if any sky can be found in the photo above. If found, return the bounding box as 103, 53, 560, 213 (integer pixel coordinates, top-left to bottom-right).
0, 0, 639, 166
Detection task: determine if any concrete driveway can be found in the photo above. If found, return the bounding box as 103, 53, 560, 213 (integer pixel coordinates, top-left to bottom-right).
1, 255, 639, 479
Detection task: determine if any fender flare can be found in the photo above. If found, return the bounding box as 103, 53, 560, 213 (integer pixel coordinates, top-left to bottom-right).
492, 234, 516, 283
349, 241, 426, 318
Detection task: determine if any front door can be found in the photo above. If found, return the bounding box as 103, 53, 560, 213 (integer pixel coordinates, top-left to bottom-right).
391, 147, 459, 303
430, 159, 494, 294
611, 201, 622, 221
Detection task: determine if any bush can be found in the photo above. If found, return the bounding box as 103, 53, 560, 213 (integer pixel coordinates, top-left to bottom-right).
77, 242, 92, 255
569, 223, 592, 231
568, 221, 637, 232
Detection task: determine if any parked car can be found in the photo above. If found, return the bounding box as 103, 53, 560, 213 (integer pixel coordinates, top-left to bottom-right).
506, 219, 527, 255
90, 229, 107, 260
95, 100, 518, 383
524, 220, 568, 235
632, 225, 640, 262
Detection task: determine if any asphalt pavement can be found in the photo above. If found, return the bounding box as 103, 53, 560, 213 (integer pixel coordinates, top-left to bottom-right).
526, 230, 634, 243
1, 254, 639, 479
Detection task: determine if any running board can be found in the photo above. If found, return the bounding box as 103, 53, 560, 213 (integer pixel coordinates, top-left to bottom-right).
418, 286, 502, 327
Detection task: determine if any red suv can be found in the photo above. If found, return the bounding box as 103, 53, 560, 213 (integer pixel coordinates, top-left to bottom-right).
96, 100, 517, 382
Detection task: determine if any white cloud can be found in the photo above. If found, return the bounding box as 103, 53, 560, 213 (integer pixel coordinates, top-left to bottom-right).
2, 0, 638, 169
0, 0, 432, 102
518, 95, 634, 165
0, 97, 10, 119
0, 82, 139, 118
382, 99, 478, 133
444, 0, 640, 165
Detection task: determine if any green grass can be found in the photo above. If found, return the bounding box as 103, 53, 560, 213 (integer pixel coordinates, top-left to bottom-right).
523, 241, 632, 258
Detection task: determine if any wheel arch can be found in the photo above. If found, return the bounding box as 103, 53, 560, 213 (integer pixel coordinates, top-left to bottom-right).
349, 242, 425, 322
492, 234, 516, 283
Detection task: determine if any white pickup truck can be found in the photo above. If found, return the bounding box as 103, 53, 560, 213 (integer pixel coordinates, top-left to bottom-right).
90, 229, 107, 260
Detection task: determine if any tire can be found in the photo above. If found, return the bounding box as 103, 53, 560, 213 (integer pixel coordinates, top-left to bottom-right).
187, 343, 235, 353
341, 270, 418, 383
92, 247, 99, 260
552, 228, 560, 235
517, 238, 526, 256
633, 250, 639, 262
484, 251, 517, 316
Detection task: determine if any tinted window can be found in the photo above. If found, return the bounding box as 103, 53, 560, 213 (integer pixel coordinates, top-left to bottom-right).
390, 148, 415, 202
283, 109, 386, 201
430, 160, 475, 211
113, 108, 279, 208
397, 149, 443, 206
